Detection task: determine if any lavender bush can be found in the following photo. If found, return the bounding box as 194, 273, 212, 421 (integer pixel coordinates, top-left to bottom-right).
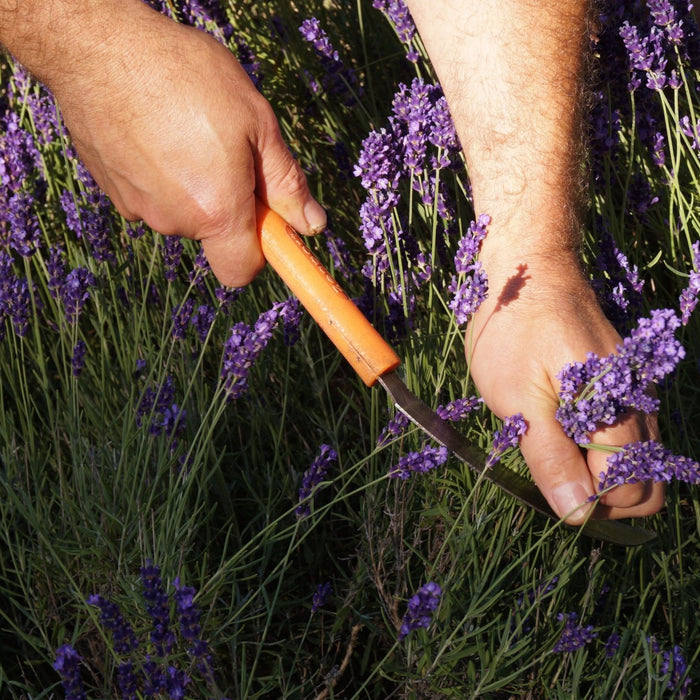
0, 0, 699, 698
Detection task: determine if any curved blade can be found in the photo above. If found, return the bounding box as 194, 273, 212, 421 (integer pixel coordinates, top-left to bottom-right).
378, 371, 657, 547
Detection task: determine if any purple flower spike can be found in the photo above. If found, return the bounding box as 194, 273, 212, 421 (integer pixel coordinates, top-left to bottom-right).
556, 309, 685, 444
436, 396, 483, 422
486, 413, 527, 468
53, 644, 87, 700
398, 581, 442, 641
311, 581, 332, 613
296, 444, 338, 517
680, 241, 700, 325
552, 612, 597, 653
87, 594, 139, 654
388, 444, 448, 480
598, 440, 700, 491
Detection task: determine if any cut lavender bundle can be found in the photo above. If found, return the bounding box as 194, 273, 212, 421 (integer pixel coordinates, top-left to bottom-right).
556, 308, 685, 444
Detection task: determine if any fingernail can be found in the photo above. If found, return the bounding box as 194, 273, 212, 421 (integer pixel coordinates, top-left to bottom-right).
552, 482, 591, 519
304, 199, 327, 234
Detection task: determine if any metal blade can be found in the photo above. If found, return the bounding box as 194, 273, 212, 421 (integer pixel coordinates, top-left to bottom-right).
378, 371, 657, 547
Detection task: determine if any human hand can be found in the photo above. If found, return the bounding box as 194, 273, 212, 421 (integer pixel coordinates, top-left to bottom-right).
467, 254, 665, 525
46, 0, 326, 287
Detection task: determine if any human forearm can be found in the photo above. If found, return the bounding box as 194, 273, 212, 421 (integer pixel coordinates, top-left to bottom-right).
0, 0, 138, 91
406, 0, 590, 272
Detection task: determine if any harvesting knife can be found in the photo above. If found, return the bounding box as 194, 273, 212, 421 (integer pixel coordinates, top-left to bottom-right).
255, 200, 657, 547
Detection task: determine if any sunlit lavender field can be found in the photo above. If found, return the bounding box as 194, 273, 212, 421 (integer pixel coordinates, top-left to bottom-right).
2, 0, 700, 697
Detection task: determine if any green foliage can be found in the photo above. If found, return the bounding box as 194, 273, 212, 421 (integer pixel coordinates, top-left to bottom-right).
1, 1, 700, 698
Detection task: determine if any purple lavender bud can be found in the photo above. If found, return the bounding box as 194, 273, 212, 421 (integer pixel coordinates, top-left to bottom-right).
388, 444, 448, 480
436, 396, 483, 422
53, 644, 87, 700
71, 340, 87, 377
190, 304, 216, 343
448, 262, 489, 325
552, 612, 597, 653
680, 241, 700, 324
398, 581, 441, 641
6, 190, 41, 257
46, 244, 66, 299
598, 440, 700, 491
141, 560, 176, 656
87, 594, 139, 654
220, 303, 287, 399
486, 413, 527, 468
173, 578, 203, 642
556, 309, 685, 443
377, 411, 411, 447
171, 298, 196, 341
605, 632, 621, 658
311, 581, 332, 613
162, 236, 184, 282
235, 36, 263, 89
61, 267, 96, 325
299, 17, 359, 105
373, 0, 419, 62
0, 111, 41, 192
295, 444, 338, 517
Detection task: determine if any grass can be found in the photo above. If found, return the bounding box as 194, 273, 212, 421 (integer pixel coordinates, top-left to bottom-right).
1, 0, 700, 698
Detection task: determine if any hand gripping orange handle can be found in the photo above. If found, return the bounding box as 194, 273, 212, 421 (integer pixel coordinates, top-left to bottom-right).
256, 200, 400, 386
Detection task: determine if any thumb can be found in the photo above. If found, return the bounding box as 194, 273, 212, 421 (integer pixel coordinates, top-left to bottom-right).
253, 115, 327, 236
519, 414, 597, 525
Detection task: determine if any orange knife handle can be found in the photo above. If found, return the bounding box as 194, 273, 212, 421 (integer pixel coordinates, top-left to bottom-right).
256, 200, 400, 386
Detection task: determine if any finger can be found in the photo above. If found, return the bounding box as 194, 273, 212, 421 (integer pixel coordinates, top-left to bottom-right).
253, 108, 327, 236
518, 413, 597, 525
585, 410, 665, 516
200, 189, 265, 288
585, 411, 655, 508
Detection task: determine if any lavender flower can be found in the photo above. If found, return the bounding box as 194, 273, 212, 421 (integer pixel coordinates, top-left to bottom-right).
373, 0, 420, 62
388, 444, 448, 480
398, 581, 442, 641
173, 576, 213, 677
604, 632, 621, 658
660, 644, 692, 698
5, 190, 41, 257
53, 644, 87, 700
60, 267, 96, 325
311, 581, 332, 613
135, 376, 187, 447
377, 410, 411, 447
299, 17, 359, 105
0, 111, 41, 193
59, 188, 115, 265
448, 262, 489, 325
0, 267, 32, 338
87, 594, 140, 654
190, 304, 216, 342
296, 444, 338, 517
597, 440, 700, 491
171, 298, 196, 341
140, 560, 176, 656
447, 214, 490, 325
679, 240, 700, 324
235, 36, 263, 89
161, 236, 184, 282
486, 413, 527, 468
436, 396, 483, 422
552, 612, 597, 653
556, 309, 685, 444
71, 340, 87, 377
220, 300, 296, 399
